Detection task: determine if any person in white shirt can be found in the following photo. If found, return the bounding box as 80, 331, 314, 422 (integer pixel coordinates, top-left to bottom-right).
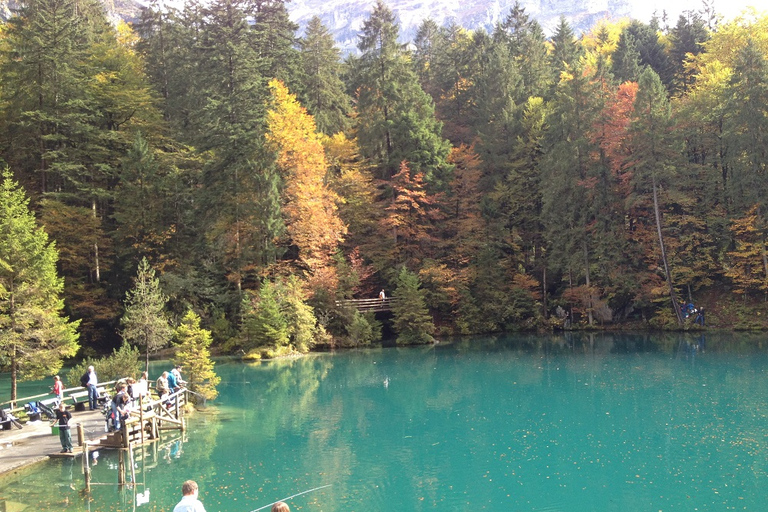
86, 366, 98, 410
173, 480, 206, 512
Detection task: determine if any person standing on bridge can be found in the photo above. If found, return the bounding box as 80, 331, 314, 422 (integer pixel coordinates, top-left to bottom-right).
379, 289, 386, 300
85, 366, 98, 410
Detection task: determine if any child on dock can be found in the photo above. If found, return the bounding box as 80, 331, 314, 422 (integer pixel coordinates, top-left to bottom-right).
53, 402, 73, 453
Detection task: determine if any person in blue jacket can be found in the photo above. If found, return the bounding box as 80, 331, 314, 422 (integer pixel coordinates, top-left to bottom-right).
167, 369, 178, 392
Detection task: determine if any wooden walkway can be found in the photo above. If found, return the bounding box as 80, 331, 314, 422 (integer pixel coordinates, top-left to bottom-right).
87, 388, 189, 450
81, 388, 190, 489
0, 383, 192, 490
336, 297, 395, 313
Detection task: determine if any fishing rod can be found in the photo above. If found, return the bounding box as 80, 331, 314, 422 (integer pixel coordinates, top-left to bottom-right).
250, 484, 332, 512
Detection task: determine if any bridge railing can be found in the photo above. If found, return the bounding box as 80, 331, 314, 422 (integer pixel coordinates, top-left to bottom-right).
335, 297, 396, 313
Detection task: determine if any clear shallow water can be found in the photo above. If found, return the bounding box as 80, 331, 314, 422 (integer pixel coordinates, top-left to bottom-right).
2, 332, 768, 511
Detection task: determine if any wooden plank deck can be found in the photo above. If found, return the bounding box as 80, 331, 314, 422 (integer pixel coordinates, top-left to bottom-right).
336, 297, 396, 313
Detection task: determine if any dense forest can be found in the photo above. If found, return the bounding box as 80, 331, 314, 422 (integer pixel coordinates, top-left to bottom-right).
1, 0, 767, 360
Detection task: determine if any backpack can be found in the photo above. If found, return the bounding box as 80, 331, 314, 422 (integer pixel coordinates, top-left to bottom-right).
80, 372, 89, 387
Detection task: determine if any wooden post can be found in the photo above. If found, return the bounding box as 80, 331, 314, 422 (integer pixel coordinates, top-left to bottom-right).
77, 422, 84, 446
129, 447, 137, 486
139, 395, 145, 444
80, 424, 90, 493
118, 450, 125, 486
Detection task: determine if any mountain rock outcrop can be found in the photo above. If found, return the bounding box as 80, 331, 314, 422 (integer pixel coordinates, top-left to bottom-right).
289, 0, 637, 52
0, 0, 637, 52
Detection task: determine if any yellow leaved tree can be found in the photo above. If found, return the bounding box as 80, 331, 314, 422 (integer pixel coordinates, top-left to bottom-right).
266, 79, 346, 289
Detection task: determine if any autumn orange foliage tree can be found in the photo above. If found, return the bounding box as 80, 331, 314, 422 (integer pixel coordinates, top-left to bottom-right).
266, 79, 346, 288
376, 161, 443, 276
725, 206, 768, 298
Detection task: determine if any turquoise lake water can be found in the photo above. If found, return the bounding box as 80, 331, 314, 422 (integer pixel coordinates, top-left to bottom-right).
2, 332, 768, 511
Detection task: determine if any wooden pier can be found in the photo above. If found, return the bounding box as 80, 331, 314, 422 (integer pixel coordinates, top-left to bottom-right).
336, 297, 396, 313
81, 388, 190, 489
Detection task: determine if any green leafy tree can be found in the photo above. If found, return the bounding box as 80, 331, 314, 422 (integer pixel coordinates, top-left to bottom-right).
497, 1, 551, 99
121, 257, 173, 372
0, 170, 79, 403
113, 132, 178, 271
391, 267, 435, 345
540, 63, 603, 325
279, 276, 318, 353
724, 39, 768, 216
67, 343, 142, 387
175, 310, 221, 401
612, 31, 642, 83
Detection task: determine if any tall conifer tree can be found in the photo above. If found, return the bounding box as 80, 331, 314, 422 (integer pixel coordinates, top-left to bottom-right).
353, 1, 451, 188
0, 170, 79, 404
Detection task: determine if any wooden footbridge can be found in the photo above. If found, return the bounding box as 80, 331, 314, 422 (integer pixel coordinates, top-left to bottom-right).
81, 387, 191, 489
336, 297, 395, 313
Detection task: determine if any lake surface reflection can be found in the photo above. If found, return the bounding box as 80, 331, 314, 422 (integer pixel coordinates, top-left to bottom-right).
2, 332, 768, 511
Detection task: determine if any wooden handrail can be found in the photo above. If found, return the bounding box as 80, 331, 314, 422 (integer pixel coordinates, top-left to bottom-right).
335, 297, 397, 312
1, 379, 120, 412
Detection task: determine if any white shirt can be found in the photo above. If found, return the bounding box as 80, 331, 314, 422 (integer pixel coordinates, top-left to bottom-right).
173, 495, 206, 512
87, 371, 98, 386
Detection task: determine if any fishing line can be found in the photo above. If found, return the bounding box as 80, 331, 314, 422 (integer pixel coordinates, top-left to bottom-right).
250, 484, 332, 512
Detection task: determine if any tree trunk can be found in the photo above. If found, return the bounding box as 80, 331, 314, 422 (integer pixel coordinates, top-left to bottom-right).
92, 199, 100, 282
542, 262, 548, 319
652, 175, 683, 325
11, 346, 17, 407
583, 241, 593, 326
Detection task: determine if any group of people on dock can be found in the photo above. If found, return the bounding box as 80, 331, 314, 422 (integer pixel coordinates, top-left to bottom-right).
49, 365, 188, 452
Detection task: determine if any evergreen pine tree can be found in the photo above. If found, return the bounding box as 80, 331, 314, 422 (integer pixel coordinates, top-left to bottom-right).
240, 281, 289, 351
299, 16, 351, 135
121, 257, 173, 372
0, 170, 80, 404
352, 1, 451, 188
175, 310, 221, 401
629, 67, 684, 324
391, 267, 434, 345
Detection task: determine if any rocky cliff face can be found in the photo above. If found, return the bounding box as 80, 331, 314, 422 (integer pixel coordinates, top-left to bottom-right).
289, 0, 637, 53
1, 0, 635, 52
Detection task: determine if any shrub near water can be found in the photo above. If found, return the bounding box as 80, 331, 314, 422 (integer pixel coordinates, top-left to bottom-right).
67, 343, 142, 387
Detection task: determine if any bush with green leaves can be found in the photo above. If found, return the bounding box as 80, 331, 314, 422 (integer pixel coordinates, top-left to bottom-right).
67, 343, 142, 388
346, 310, 381, 346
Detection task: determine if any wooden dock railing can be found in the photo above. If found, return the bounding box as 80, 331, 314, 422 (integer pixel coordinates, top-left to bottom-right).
336, 297, 396, 313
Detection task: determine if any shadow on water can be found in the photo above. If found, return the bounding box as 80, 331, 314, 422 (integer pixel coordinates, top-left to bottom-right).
439, 331, 768, 357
